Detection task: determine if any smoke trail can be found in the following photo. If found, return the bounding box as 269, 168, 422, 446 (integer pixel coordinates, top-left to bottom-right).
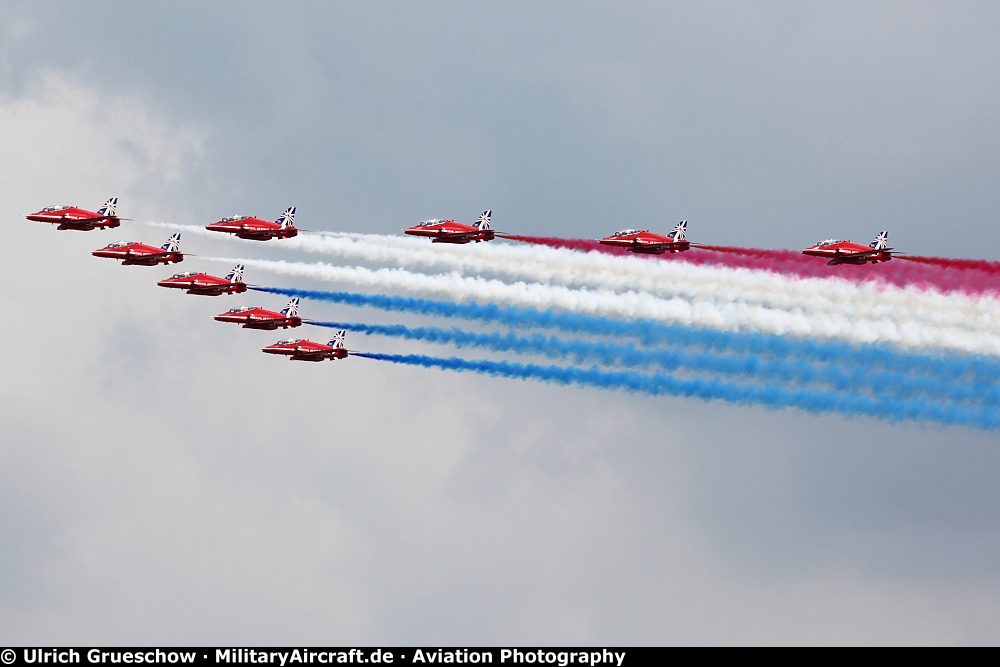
259, 286, 1000, 382
897, 254, 1000, 273
140, 219, 1000, 296
498, 234, 626, 255
145, 218, 1000, 313
313, 319, 1000, 408
187, 232, 1000, 349
209, 256, 1000, 355
507, 234, 1000, 296
139, 222, 208, 234
224, 230, 1000, 336
149, 222, 1000, 345
353, 352, 1000, 430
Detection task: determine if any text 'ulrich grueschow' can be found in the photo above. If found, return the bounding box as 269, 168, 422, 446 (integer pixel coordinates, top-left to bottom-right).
23, 651, 197, 665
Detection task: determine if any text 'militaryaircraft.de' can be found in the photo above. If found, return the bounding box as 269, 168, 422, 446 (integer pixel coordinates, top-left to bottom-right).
26, 197, 122, 231
214, 298, 303, 330
157, 264, 247, 295
404, 210, 494, 244
261, 330, 350, 362
91, 234, 184, 266
801, 231, 892, 265
205, 207, 298, 240
599, 220, 691, 254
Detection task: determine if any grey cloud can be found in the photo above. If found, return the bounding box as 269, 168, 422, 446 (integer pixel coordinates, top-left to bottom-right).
1, 0, 1000, 646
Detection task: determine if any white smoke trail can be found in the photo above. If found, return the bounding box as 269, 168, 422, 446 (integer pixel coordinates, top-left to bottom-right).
204, 255, 1000, 356
141, 222, 1000, 340
307, 235, 1000, 339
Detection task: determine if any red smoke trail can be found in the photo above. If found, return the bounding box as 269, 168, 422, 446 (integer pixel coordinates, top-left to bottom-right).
896, 254, 1000, 274
499, 234, 629, 255
688, 244, 791, 260
502, 235, 1000, 296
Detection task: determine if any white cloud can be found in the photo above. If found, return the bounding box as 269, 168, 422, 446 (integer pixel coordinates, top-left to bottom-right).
0, 71, 206, 217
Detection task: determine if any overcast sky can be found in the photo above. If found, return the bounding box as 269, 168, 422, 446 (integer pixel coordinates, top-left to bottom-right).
1, 1, 999, 645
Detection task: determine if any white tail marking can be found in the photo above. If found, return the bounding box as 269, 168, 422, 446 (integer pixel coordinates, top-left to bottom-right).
97, 197, 118, 217
475, 210, 492, 230
277, 206, 296, 228
161, 233, 181, 252
670, 220, 688, 241
226, 264, 245, 283
280, 297, 300, 317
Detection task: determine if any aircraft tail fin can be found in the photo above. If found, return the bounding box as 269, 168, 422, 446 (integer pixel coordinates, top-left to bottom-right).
870, 231, 889, 250
161, 233, 181, 252
670, 220, 688, 240
329, 330, 346, 349
280, 297, 300, 317
97, 197, 118, 217
226, 264, 245, 283
276, 206, 296, 228
475, 210, 492, 231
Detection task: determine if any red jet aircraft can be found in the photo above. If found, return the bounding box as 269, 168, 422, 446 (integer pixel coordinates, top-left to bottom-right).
92, 233, 183, 266
26, 197, 121, 231
404, 210, 494, 244
157, 264, 247, 295
599, 221, 691, 254
802, 231, 892, 265
214, 298, 302, 330
205, 207, 297, 240
261, 330, 349, 362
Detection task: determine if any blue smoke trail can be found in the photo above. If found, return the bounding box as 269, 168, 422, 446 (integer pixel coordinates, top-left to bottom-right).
352, 352, 1000, 431
311, 319, 1000, 408
255, 286, 1000, 382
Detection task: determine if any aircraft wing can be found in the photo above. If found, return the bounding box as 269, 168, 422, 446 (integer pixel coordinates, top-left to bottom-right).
841, 247, 893, 258
438, 230, 480, 240
74, 215, 129, 223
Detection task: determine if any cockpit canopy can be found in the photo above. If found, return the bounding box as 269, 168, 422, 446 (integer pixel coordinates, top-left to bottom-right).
815, 239, 846, 247
170, 271, 200, 278
226, 306, 257, 313
613, 229, 646, 237
41, 205, 72, 212
275, 338, 306, 345
418, 219, 444, 226
104, 241, 136, 248
220, 215, 250, 222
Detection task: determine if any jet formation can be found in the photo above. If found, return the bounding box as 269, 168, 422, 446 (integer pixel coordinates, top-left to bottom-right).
26, 198, 907, 363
